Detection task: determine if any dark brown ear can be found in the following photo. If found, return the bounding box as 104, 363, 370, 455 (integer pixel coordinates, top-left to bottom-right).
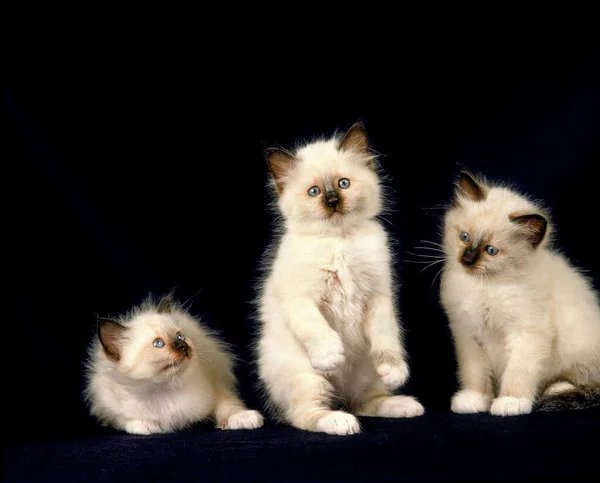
97, 318, 127, 361
510, 213, 548, 248
455, 171, 487, 202
339, 122, 370, 155
266, 148, 296, 194
157, 294, 174, 314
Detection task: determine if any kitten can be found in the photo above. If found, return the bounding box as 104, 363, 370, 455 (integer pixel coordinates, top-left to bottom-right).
440, 171, 600, 416
255, 123, 424, 435
84, 294, 264, 434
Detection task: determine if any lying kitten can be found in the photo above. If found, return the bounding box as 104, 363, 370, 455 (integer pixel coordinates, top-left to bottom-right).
440, 171, 600, 416
84, 294, 264, 434
256, 123, 424, 435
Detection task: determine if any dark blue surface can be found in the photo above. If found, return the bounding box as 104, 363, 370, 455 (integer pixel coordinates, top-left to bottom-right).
5, 409, 600, 482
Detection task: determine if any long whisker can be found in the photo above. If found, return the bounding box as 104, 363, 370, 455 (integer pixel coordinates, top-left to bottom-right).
419, 240, 444, 248
413, 246, 445, 252
404, 251, 446, 259
430, 266, 445, 294
404, 260, 446, 264
420, 259, 445, 273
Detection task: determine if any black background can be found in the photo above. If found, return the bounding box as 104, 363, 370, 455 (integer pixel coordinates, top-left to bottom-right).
6, 28, 600, 446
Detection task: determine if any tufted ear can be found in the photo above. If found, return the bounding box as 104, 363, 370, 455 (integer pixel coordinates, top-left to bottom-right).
339, 121, 376, 170
157, 294, 174, 314
455, 171, 487, 202
510, 213, 548, 248
97, 317, 127, 361
339, 122, 370, 155
266, 147, 296, 194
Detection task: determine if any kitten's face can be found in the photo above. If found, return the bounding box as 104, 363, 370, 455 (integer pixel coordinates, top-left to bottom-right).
443, 172, 548, 278
267, 124, 382, 228
98, 298, 195, 381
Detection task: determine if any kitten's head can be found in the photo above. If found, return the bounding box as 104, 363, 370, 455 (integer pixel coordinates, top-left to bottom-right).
97, 295, 196, 382
443, 171, 551, 278
266, 123, 383, 229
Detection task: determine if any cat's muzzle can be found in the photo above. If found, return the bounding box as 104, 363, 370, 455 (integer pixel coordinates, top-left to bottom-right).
325, 190, 341, 208
461, 246, 480, 266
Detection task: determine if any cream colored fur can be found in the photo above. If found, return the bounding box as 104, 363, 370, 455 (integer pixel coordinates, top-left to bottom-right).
84, 295, 263, 434
256, 124, 424, 435
440, 173, 600, 416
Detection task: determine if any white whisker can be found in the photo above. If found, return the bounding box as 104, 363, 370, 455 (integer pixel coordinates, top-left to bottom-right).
413, 246, 445, 252
430, 266, 445, 293
419, 240, 444, 248
404, 251, 446, 259
420, 259, 445, 273
404, 260, 445, 264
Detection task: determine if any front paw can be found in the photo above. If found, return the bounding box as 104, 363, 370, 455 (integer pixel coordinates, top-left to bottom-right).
307, 333, 345, 371
451, 389, 492, 414
124, 419, 163, 435
315, 411, 360, 435
378, 396, 425, 418
376, 360, 409, 391
490, 396, 533, 416
224, 410, 264, 430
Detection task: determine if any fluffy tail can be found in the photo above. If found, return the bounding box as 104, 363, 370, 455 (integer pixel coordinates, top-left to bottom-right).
534, 384, 600, 412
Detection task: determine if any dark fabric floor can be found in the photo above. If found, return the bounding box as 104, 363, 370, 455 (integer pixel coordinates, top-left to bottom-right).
5, 408, 599, 483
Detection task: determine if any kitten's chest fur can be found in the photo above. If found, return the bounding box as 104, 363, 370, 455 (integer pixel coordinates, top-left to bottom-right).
305, 229, 386, 337
319, 238, 372, 321
443, 271, 522, 371
118, 366, 214, 423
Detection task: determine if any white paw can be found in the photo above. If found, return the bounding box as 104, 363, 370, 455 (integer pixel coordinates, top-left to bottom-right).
490, 396, 533, 416
124, 419, 163, 435
451, 389, 492, 414
376, 361, 409, 390
378, 396, 425, 418
224, 410, 264, 430
315, 411, 360, 435
307, 334, 345, 371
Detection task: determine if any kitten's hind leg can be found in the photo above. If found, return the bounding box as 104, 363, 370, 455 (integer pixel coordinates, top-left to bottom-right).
354, 381, 424, 418
123, 419, 163, 435
543, 381, 576, 396
282, 372, 360, 435
214, 390, 264, 430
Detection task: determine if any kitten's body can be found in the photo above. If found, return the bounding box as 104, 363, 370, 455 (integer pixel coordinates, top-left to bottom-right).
256, 124, 424, 435
440, 172, 600, 416
84, 295, 263, 434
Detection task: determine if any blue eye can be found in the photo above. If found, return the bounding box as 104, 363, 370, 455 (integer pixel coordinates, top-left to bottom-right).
176, 333, 185, 341
338, 178, 350, 189
153, 338, 165, 348
460, 232, 470, 242
308, 186, 321, 197
486, 245, 499, 256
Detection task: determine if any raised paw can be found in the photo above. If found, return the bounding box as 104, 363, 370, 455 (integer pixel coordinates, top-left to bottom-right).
378, 395, 425, 418
224, 410, 264, 430
124, 419, 163, 435
490, 396, 533, 416
307, 334, 345, 371
315, 411, 360, 435
376, 361, 409, 391
451, 389, 492, 414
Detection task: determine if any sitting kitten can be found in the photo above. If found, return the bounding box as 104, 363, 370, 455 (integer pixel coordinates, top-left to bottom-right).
256, 123, 424, 435
84, 294, 264, 434
440, 171, 600, 416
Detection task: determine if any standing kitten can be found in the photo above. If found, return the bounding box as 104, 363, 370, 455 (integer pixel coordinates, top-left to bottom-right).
256, 123, 424, 435
440, 171, 600, 416
84, 294, 264, 434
